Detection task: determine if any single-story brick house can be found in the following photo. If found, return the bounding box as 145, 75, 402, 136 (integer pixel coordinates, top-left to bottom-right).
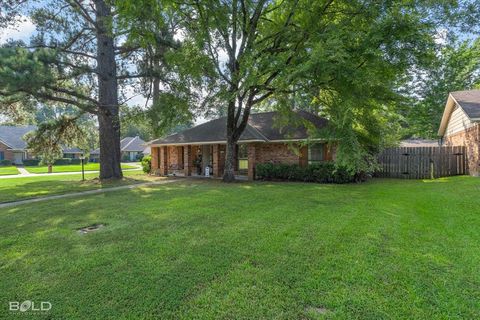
0, 125, 37, 164
0, 125, 83, 164
90, 136, 147, 162
439, 90, 480, 176
148, 111, 334, 180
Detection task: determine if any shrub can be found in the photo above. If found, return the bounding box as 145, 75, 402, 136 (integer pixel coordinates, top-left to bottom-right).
70, 158, 81, 165
54, 158, 72, 165
255, 162, 354, 184
141, 155, 151, 173
136, 153, 144, 161
0, 159, 12, 166
22, 159, 41, 166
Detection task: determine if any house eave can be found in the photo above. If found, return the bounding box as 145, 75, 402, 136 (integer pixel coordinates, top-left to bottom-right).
149, 137, 329, 147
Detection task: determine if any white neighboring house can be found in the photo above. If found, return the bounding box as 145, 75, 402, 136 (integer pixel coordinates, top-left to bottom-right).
90, 136, 147, 162
438, 89, 480, 176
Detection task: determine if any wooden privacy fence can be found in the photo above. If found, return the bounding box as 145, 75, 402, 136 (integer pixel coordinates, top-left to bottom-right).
377, 146, 467, 179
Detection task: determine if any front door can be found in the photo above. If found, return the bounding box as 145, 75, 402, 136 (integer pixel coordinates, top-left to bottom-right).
13, 152, 24, 165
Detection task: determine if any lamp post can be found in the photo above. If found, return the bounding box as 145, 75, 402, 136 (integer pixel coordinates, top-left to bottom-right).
80, 154, 85, 181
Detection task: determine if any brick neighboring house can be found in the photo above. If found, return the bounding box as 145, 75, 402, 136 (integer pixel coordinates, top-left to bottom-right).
0, 125, 83, 164
90, 136, 146, 162
148, 111, 334, 180
0, 125, 36, 164
438, 90, 480, 176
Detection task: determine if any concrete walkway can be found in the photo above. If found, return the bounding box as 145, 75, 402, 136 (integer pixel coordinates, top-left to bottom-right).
0, 167, 141, 179
0, 179, 177, 209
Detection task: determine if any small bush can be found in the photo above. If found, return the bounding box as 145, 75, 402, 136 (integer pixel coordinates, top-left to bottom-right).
255, 162, 354, 184
136, 153, 144, 161
141, 155, 151, 173
0, 159, 12, 166
23, 159, 40, 166
54, 158, 72, 165
70, 158, 81, 165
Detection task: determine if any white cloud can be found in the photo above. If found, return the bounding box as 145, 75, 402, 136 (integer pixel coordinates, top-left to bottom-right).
0, 17, 36, 44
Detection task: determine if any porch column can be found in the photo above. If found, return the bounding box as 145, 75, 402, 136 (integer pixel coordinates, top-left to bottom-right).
159, 146, 168, 176
151, 147, 159, 173
184, 145, 192, 176
247, 143, 256, 181
212, 144, 220, 177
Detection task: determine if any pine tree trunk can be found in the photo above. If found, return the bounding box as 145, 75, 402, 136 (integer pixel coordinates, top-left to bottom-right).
95, 0, 122, 179
48, 164, 52, 174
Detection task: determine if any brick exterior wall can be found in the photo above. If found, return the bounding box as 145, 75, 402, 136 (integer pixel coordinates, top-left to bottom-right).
0, 141, 14, 162
150, 141, 336, 180
444, 123, 480, 176
166, 146, 184, 171
252, 142, 301, 165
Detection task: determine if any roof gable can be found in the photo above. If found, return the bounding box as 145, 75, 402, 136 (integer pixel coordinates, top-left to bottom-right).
0, 125, 37, 150
438, 90, 480, 136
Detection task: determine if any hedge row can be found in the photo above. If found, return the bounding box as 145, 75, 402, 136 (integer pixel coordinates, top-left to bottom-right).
53, 158, 83, 165
22, 159, 40, 166
0, 159, 12, 166
255, 162, 354, 184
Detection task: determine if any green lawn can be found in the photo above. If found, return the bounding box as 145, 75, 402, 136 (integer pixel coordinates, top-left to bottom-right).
0, 170, 160, 203
1, 177, 480, 319
24, 162, 137, 174
0, 166, 19, 176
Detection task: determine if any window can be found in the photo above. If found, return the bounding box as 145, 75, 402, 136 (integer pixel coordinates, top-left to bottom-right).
0, 151, 4, 160
237, 144, 248, 171
308, 144, 324, 164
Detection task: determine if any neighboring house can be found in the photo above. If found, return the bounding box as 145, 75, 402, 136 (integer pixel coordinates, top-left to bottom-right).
90, 136, 146, 162
399, 139, 439, 147
0, 125, 36, 164
148, 111, 333, 180
438, 89, 480, 176
0, 125, 84, 164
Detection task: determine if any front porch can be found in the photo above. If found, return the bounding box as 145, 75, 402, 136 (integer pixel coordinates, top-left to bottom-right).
150, 143, 255, 180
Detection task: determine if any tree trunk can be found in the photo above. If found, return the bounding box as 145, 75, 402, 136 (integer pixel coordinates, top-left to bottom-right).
223, 136, 236, 182
223, 99, 237, 182
48, 164, 52, 173
95, 0, 122, 179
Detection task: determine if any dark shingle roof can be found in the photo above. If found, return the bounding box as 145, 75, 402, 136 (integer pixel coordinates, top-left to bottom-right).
451, 90, 480, 119
91, 136, 146, 155
400, 139, 439, 147
122, 136, 146, 152
63, 147, 83, 153
150, 111, 328, 145
0, 125, 37, 150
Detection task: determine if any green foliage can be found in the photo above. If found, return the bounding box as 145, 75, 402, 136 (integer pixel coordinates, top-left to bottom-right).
406, 38, 480, 138
0, 159, 12, 166
256, 162, 354, 184
70, 159, 81, 165
22, 159, 40, 166
25, 116, 87, 166
141, 155, 152, 173
54, 158, 72, 165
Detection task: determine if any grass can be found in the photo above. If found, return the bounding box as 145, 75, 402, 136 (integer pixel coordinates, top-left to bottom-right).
0, 166, 19, 176
0, 170, 161, 203
24, 162, 137, 174
1, 177, 480, 319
